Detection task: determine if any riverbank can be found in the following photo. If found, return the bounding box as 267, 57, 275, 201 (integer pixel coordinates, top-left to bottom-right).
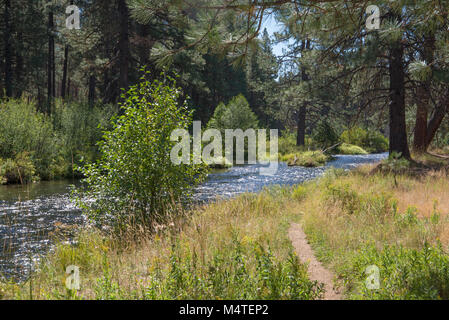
0, 154, 387, 279
280, 151, 332, 167
0, 98, 115, 186
2, 156, 449, 300
0, 185, 324, 300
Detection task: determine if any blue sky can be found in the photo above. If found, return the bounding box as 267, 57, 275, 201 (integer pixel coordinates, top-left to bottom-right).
261, 15, 290, 57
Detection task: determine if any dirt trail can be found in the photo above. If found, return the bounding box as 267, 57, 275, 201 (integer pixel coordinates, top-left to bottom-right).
288, 223, 342, 300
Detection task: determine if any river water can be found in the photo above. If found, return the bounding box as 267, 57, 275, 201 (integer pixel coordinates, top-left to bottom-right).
0, 153, 387, 279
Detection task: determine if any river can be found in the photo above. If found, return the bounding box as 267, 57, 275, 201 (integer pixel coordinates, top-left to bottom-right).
0, 153, 387, 280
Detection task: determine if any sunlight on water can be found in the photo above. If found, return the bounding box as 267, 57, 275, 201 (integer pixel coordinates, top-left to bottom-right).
0, 154, 387, 280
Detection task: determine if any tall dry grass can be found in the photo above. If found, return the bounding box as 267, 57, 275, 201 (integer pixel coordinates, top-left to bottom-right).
300, 166, 449, 299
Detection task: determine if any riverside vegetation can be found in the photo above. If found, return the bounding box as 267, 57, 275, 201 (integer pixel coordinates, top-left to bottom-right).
1, 77, 449, 300
0, 94, 387, 186
1, 158, 449, 299
0, 98, 115, 184
277, 125, 389, 168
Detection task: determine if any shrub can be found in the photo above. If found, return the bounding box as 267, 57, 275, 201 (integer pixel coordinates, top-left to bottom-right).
340, 127, 367, 147
141, 238, 323, 300
278, 131, 315, 155
0, 98, 57, 178
0, 98, 114, 182
207, 95, 260, 162
75, 73, 207, 228
206, 156, 233, 169
52, 100, 116, 170
324, 183, 361, 214
312, 120, 339, 149
278, 131, 300, 155
340, 127, 389, 153
0, 152, 36, 184
207, 94, 259, 132
364, 130, 389, 153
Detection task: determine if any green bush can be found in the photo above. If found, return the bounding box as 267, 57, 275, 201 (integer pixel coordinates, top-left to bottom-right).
340, 127, 367, 147
0, 98, 115, 182
75, 73, 207, 228
365, 131, 389, 153
324, 183, 361, 214
0, 152, 36, 184
278, 131, 300, 155
207, 94, 259, 132
340, 127, 389, 153
312, 120, 339, 149
52, 100, 116, 169
140, 238, 323, 300
0, 98, 57, 178
206, 156, 233, 169
278, 131, 316, 156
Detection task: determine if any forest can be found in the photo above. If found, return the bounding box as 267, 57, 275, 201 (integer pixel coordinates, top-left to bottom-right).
1, 0, 449, 302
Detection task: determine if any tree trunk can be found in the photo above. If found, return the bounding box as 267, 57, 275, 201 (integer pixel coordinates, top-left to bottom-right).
52, 41, 56, 98
413, 34, 435, 153
413, 85, 429, 153
296, 39, 310, 147
15, 30, 24, 98
61, 45, 69, 99
118, 0, 129, 100
388, 39, 411, 159
296, 106, 306, 146
4, 0, 13, 97
67, 77, 71, 99
61, 0, 74, 99
61, 0, 73, 100
137, 24, 152, 68
425, 95, 449, 149
47, 9, 55, 112
88, 74, 96, 107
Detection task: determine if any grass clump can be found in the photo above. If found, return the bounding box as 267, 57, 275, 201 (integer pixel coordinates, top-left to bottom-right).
348, 243, 449, 300
206, 156, 233, 169
337, 143, 368, 155
281, 151, 330, 167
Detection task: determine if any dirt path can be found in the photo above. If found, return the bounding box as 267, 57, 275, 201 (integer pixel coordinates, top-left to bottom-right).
288, 223, 342, 300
